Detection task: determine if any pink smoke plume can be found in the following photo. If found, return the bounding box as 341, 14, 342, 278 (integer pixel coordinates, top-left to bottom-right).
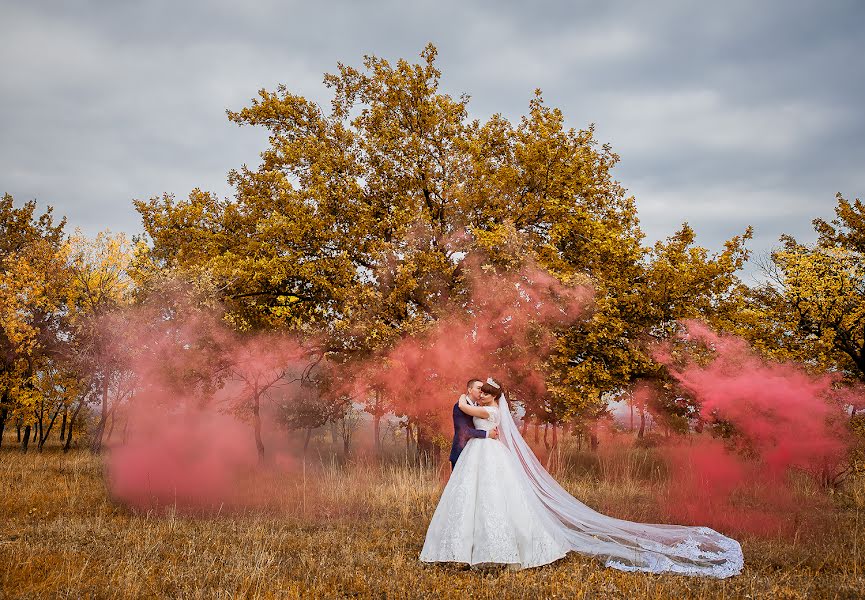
650, 320, 858, 535
343, 264, 593, 434
102, 293, 312, 512
102, 265, 592, 511
109, 408, 257, 511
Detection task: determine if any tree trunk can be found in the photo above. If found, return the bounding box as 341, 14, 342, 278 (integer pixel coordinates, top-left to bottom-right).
416, 425, 436, 466
37, 405, 62, 453
330, 421, 338, 445
37, 400, 44, 450
341, 417, 352, 458
405, 421, 411, 458
64, 400, 83, 453
0, 405, 7, 448
252, 391, 265, 462
91, 376, 110, 453
551, 423, 558, 450
543, 423, 550, 451
533, 418, 540, 444
59, 407, 67, 441
372, 389, 383, 456
21, 425, 31, 453
520, 417, 528, 436
106, 408, 116, 443
638, 408, 646, 439
629, 401, 634, 432
373, 413, 381, 456
303, 427, 313, 456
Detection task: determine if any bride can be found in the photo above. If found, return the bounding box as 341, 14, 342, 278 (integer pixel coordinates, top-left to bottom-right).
419, 379, 744, 577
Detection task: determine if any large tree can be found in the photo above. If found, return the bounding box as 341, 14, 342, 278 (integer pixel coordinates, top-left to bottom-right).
544, 222, 752, 438
132, 46, 637, 422
754, 193, 865, 382
0, 194, 71, 450
132, 45, 760, 451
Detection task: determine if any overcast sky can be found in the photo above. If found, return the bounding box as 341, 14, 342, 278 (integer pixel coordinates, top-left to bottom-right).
2, 0, 863, 283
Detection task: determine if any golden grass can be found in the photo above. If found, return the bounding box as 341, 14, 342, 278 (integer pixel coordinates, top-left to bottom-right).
2, 440, 865, 599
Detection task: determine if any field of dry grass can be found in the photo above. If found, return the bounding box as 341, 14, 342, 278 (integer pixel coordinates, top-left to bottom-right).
2, 436, 865, 599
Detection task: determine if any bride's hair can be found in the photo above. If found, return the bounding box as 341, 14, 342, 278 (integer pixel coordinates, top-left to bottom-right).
480, 380, 502, 397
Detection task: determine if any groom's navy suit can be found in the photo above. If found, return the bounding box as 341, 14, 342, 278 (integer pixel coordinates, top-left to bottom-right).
449, 400, 488, 470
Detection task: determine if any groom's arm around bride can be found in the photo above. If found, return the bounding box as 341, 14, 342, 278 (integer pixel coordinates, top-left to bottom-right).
449, 379, 498, 471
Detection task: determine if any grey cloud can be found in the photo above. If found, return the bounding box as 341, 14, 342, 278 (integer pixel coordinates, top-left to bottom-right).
1, 0, 862, 281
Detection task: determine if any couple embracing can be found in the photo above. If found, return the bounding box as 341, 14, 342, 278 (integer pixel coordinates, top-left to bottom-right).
419, 378, 744, 578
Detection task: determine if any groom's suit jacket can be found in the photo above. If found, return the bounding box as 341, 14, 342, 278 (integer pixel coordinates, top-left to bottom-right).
448, 398, 487, 466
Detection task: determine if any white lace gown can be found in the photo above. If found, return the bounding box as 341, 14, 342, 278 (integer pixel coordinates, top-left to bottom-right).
420, 402, 744, 577
420, 405, 570, 568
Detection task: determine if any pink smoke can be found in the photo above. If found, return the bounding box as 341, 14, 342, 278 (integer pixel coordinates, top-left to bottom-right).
101, 293, 312, 512
101, 265, 592, 511
109, 407, 257, 511
650, 320, 857, 535
344, 263, 593, 435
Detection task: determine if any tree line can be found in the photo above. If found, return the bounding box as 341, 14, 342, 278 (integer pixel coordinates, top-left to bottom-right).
1, 44, 862, 462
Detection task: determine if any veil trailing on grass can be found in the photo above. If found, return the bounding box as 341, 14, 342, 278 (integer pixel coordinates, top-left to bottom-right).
494, 391, 744, 578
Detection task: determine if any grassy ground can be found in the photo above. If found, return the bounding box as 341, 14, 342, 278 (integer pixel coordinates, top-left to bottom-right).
1, 437, 865, 599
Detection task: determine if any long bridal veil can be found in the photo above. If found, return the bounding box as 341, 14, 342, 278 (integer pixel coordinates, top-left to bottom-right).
495, 393, 744, 578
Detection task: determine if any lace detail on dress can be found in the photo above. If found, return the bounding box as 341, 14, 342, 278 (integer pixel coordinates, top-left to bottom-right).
473, 405, 499, 431
604, 527, 744, 577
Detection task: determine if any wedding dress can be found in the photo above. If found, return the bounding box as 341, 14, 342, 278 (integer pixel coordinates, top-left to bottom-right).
420, 393, 744, 577
420, 404, 570, 568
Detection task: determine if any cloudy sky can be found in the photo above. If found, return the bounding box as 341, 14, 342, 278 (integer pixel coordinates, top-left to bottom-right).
2, 0, 863, 282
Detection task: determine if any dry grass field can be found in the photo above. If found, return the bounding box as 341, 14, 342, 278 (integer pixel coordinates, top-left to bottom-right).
2, 436, 865, 599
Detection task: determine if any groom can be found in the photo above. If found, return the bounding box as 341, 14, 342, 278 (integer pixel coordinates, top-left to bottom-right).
448, 378, 497, 471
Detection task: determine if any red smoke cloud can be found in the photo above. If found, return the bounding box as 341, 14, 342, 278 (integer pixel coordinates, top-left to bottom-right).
102, 265, 592, 511
650, 320, 857, 535
344, 264, 593, 437
102, 269, 858, 534
109, 408, 257, 511
102, 293, 312, 512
